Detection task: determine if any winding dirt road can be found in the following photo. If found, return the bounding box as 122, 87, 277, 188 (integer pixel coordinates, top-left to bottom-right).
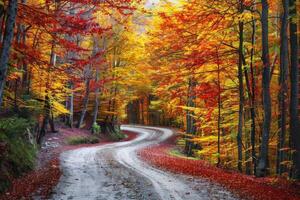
50, 125, 238, 200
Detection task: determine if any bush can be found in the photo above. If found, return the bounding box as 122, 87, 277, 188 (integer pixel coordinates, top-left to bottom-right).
91, 123, 100, 135
66, 136, 99, 145
0, 116, 37, 193
109, 125, 126, 141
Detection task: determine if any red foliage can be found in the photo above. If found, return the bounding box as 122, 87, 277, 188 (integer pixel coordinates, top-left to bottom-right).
139, 143, 300, 200
0, 159, 61, 200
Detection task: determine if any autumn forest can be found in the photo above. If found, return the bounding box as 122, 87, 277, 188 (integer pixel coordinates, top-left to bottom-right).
0, 0, 300, 199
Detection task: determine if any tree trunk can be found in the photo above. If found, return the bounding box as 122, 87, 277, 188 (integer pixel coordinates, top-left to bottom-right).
237, 2, 245, 172
216, 49, 222, 167
289, 0, 300, 180
49, 106, 56, 132
0, 0, 18, 108
20, 0, 29, 92
47, 43, 56, 132
37, 94, 50, 144
257, 0, 272, 177
77, 77, 91, 128
250, 13, 257, 175
245, 110, 252, 175
185, 77, 197, 156
92, 68, 100, 125
67, 83, 74, 128
276, 0, 289, 175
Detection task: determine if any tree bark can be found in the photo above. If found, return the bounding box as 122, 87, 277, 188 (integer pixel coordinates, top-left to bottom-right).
289, 0, 300, 180
257, 0, 272, 177
37, 93, 50, 144
276, 0, 289, 175
250, 13, 257, 175
185, 77, 197, 156
92, 67, 100, 125
237, 1, 245, 172
92, 37, 106, 125
216, 49, 222, 167
0, 0, 18, 108
67, 83, 74, 128
77, 76, 91, 128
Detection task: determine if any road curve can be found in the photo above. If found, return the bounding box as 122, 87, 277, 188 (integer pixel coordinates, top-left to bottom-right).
50, 125, 238, 200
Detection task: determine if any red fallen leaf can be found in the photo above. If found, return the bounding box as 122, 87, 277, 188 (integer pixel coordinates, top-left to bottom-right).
0, 158, 61, 200
139, 137, 300, 200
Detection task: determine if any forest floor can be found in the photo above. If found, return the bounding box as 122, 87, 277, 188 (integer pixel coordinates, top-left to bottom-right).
0, 126, 136, 200
1, 125, 300, 200
139, 131, 300, 200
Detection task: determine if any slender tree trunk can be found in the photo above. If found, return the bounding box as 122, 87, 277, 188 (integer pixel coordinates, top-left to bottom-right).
0, 0, 18, 108
0, 3, 7, 44
216, 49, 222, 167
77, 76, 91, 128
289, 0, 300, 180
65, 6, 76, 128
68, 83, 74, 128
20, 0, 28, 92
257, 0, 272, 177
92, 37, 103, 126
39, 42, 57, 137
245, 44, 257, 174
141, 98, 144, 124
250, 14, 257, 175
49, 106, 56, 132
48, 44, 56, 132
245, 61, 254, 174
0, 3, 4, 20
37, 94, 50, 144
276, 0, 289, 175
185, 77, 197, 156
237, 1, 245, 172
92, 68, 100, 125
13, 79, 18, 112
245, 110, 252, 175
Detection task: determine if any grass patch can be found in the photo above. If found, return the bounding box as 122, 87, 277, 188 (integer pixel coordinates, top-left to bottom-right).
168, 148, 200, 160
66, 136, 99, 145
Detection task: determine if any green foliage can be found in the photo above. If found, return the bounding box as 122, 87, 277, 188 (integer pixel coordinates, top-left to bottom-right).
169, 148, 199, 160
91, 123, 101, 135
0, 116, 35, 138
0, 116, 37, 193
66, 136, 100, 145
109, 126, 126, 141
110, 131, 126, 141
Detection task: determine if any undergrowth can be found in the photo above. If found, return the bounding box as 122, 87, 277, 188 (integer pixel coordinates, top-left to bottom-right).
66, 135, 99, 145
0, 116, 37, 193
109, 128, 126, 141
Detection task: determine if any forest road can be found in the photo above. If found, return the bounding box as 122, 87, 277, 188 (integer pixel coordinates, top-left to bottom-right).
50, 125, 238, 200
